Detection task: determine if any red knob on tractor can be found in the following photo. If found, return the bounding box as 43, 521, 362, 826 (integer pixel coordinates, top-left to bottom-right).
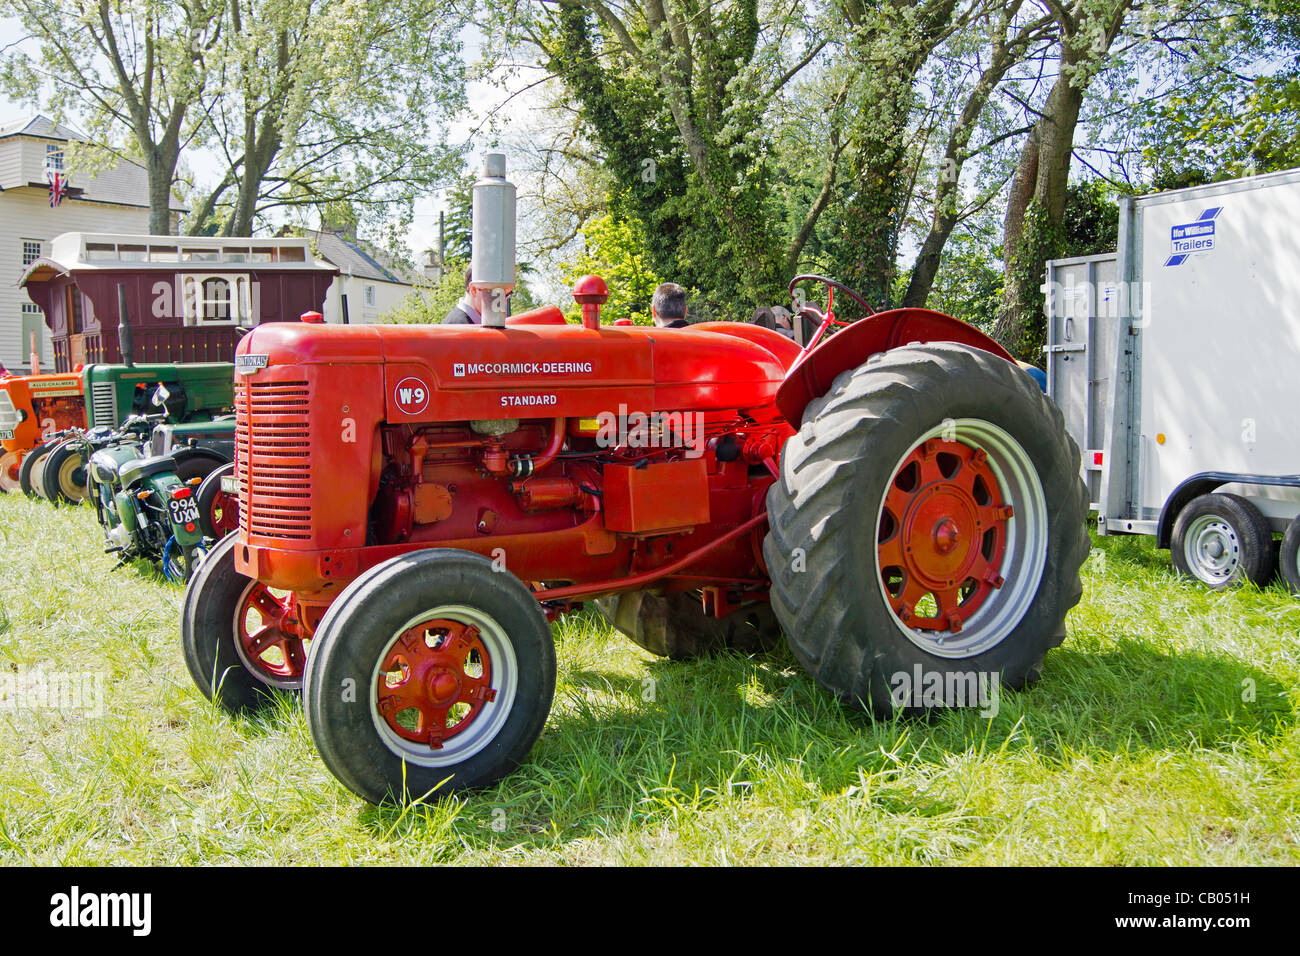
572, 275, 609, 329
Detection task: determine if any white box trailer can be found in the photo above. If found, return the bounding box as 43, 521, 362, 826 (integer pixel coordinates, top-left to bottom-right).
1045, 169, 1300, 590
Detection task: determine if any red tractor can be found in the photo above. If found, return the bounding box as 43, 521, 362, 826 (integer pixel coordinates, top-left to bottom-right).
182, 158, 1088, 805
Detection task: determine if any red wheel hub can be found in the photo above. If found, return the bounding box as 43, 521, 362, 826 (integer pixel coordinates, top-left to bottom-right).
236, 584, 307, 680
210, 490, 239, 536
375, 620, 497, 750
877, 437, 1011, 632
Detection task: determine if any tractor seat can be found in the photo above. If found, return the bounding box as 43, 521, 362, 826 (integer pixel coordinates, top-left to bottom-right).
117, 455, 178, 485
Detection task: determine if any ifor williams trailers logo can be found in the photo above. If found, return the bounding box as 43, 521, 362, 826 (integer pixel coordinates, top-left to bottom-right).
1165, 207, 1222, 266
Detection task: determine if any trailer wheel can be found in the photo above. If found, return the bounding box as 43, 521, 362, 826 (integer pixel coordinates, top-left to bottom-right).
182, 532, 309, 713
763, 342, 1089, 713
594, 590, 782, 659
40, 440, 88, 505
18, 443, 50, 498
195, 463, 238, 539
1171, 493, 1275, 589
304, 549, 556, 804
1279, 515, 1300, 596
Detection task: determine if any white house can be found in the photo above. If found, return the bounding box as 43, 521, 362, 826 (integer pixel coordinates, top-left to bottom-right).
298, 227, 420, 323
0, 114, 185, 372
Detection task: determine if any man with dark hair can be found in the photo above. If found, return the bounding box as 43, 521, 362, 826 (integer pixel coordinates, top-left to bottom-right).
443, 266, 482, 324
650, 282, 689, 328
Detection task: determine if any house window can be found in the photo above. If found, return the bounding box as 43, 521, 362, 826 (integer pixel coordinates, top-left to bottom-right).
364, 284, 377, 308
22, 240, 41, 266
182, 274, 253, 325
45, 144, 64, 171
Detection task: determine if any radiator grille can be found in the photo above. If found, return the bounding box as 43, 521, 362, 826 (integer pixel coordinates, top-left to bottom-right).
89, 381, 117, 426
236, 379, 312, 540
0, 389, 18, 434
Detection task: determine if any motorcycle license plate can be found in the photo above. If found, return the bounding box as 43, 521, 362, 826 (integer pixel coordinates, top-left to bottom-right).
168, 497, 201, 526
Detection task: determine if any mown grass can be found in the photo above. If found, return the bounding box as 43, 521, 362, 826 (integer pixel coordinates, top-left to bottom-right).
0, 495, 1296, 865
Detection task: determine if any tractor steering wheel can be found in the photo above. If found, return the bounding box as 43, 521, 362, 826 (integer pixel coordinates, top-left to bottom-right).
787, 274, 877, 318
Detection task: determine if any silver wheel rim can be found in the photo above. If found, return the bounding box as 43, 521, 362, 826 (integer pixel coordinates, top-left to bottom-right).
873, 418, 1049, 659
368, 605, 519, 768
1183, 515, 1240, 585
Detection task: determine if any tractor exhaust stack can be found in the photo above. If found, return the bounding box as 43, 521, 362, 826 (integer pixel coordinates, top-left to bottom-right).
470, 152, 516, 328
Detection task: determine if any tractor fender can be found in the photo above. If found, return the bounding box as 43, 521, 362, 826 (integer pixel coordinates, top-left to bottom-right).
774, 307, 1014, 426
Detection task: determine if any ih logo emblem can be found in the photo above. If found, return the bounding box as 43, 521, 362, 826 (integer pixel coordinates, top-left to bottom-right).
394, 376, 430, 415
453, 363, 466, 377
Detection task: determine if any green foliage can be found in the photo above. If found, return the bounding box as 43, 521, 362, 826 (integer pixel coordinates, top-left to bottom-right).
384, 258, 469, 325
556, 214, 662, 324
1061, 180, 1118, 257
926, 238, 1005, 332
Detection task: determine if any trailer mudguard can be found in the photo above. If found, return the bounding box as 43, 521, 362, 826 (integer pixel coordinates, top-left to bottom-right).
1156, 471, 1300, 548
774, 307, 1014, 426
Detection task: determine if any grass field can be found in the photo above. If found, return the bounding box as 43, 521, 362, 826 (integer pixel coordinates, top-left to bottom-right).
0, 493, 1296, 865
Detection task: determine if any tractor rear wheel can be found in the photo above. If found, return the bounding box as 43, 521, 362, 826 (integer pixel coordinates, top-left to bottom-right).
304, 549, 556, 804
182, 532, 309, 713
40, 440, 89, 505
19, 442, 52, 498
594, 590, 782, 659
763, 342, 1089, 713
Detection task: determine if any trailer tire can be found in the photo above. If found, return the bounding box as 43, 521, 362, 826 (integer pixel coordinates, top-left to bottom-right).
304, 549, 556, 804
1170, 493, 1274, 589
182, 532, 308, 713
1279, 515, 1300, 596
763, 342, 1089, 713
18, 444, 50, 498
40, 440, 88, 505
594, 590, 782, 659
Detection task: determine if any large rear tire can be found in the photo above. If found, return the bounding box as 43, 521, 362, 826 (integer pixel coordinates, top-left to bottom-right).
595, 590, 782, 659
304, 549, 556, 804
182, 532, 309, 713
763, 342, 1089, 713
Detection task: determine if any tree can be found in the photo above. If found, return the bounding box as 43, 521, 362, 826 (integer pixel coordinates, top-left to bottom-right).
186, 0, 468, 238
991, 0, 1137, 360
1, 0, 225, 233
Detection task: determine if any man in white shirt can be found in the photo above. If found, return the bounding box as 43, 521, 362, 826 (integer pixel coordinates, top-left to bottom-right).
443, 267, 484, 324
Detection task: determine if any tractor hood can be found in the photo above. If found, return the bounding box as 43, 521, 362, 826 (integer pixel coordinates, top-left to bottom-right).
236, 309, 798, 421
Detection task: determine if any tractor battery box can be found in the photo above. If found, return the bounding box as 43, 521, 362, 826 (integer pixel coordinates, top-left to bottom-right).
603, 458, 710, 533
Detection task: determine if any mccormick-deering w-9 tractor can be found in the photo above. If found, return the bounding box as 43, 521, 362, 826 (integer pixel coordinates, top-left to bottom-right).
182, 154, 1089, 804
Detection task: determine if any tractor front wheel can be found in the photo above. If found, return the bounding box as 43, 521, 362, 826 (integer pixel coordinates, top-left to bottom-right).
304, 549, 556, 804
182, 532, 309, 712
763, 342, 1089, 713
0, 451, 21, 494
20, 442, 53, 499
